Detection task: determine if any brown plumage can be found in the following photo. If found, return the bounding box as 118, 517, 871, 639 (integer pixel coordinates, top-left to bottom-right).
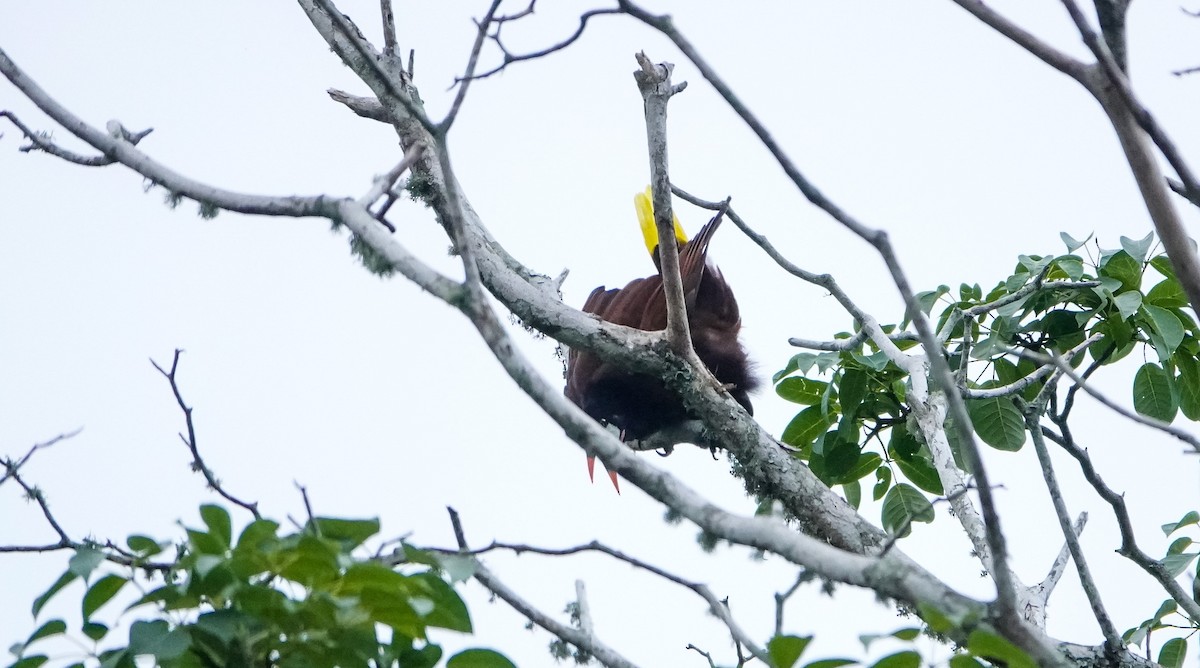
565, 208, 758, 444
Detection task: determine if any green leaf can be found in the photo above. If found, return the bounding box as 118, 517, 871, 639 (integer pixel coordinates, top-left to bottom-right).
446, 649, 517, 668
833, 452, 882, 485
889, 425, 920, 459
966, 397, 1026, 451
1052, 255, 1085, 280
1100, 250, 1142, 292
1060, 231, 1092, 252
1152, 599, 1178, 623
186, 529, 226, 556
1147, 278, 1188, 308
869, 651, 920, 668
775, 353, 820, 382
127, 620, 190, 661
803, 661, 857, 668
776, 377, 830, 405
839, 369, 869, 416
1162, 551, 1198, 578
916, 602, 955, 634
32, 572, 77, 618
1177, 356, 1200, 420
235, 518, 280, 551
825, 438, 862, 479
82, 575, 126, 621
1151, 254, 1177, 279
781, 406, 837, 448
436, 554, 477, 584
1133, 363, 1177, 422
9, 656, 49, 668
966, 631, 1035, 668
1168, 536, 1193, 554
199, 504, 232, 549
881, 484, 934, 538
873, 466, 892, 501
1113, 291, 1142, 320
1158, 637, 1187, 668
843, 480, 861, 509
413, 572, 473, 633
1120, 232, 1155, 263
1163, 510, 1200, 536
948, 656, 986, 668
81, 622, 108, 642
894, 455, 943, 495
312, 517, 381, 550
768, 634, 812, 668
279, 534, 340, 586
125, 535, 163, 557
1142, 305, 1185, 360
24, 619, 66, 646
891, 627, 920, 641
68, 547, 105, 581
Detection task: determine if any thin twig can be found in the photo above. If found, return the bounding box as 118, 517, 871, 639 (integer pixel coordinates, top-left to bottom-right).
965, 333, 1101, 400
1041, 426, 1200, 622
774, 570, 809, 637
1059, 0, 1200, 207
296, 482, 317, 534
357, 141, 425, 208
1028, 350, 1200, 452
1033, 513, 1087, 602
0, 428, 82, 488
446, 508, 641, 668
419, 538, 770, 663
1025, 407, 1121, 652
458, 7, 623, 83
441, 0, 503, 132
151, 349, 261, 518
1, 110, 141, 166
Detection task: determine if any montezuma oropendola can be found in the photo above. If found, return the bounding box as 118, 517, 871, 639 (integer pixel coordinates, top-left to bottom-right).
564, 188, 758, 492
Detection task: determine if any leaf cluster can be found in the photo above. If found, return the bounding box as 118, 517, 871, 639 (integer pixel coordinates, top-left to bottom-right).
8, 504, 513, 668
773, 232, 1199, 537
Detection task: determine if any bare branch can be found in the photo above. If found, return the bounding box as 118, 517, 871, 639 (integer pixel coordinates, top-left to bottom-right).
379, 0, 397, 55
447, 509, 641, 668
151, 349, 262, 519
459, 7, 624, 83
441, 0, 503, 132
1025, 409, 1121, 651
328, 88, 391, 123
1041, 426, 1200, 621
946, 0, 1088, 80
634, 53, 693, 356
1059, 0, 1200, 240
300, 0, 436, 133
0, 428, 82, 489
965, 333, 1102, 400
1029, 513, 1088, 624
357, 141, 425, 208
1, 110, 151, 166
774, 570, 809, 638
424, 537, 769, 663
0, 48, 333, 218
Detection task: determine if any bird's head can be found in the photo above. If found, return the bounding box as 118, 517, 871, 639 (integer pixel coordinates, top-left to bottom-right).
634, 186, 688, 258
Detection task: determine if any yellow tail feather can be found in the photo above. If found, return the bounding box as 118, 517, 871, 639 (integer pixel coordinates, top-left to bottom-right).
634, 186, 688, 257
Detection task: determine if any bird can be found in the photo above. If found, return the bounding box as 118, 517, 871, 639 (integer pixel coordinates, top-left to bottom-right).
565, 187, 758, 492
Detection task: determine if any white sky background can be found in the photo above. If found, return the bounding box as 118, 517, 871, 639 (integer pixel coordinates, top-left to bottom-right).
2, 1, 1200, 666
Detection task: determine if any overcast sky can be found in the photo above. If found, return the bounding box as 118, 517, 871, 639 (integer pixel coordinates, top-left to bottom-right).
3, 1, 1200, 666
